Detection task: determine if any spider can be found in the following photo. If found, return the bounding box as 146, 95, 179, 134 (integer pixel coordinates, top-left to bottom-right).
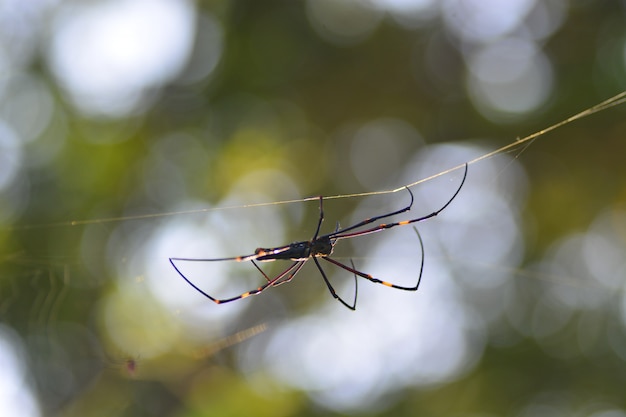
170, 163, 468, 310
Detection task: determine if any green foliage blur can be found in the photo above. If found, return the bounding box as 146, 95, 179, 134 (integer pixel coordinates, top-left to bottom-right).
2, 1, 626, 416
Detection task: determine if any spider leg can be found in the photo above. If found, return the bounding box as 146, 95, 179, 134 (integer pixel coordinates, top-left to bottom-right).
331, 163, 467, 241
312, 257, 357, 310
323, 188, 414, 237
169, 244, 293, 264
349, 259, 358, 309
170, 258, 305, 304
321, 226, 425, 291
251, 260, 270, 282
261, 259, 307, 287
312, 195, 325, 239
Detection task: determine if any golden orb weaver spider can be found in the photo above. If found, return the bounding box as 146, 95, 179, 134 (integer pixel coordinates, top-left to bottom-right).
170, 163, 468, 310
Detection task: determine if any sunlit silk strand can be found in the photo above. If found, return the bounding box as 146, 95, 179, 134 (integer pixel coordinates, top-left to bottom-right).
12, 90, 626, 229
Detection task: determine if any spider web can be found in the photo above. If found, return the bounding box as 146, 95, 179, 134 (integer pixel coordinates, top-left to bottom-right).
2, 91, 626, 415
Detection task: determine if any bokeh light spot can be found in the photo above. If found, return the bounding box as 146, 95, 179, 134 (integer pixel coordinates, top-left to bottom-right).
47, 0, 196, 117
442, 0, 536, 43
306, 0, 383, 46
466, 38, 553, 121
0, 325, 41, 417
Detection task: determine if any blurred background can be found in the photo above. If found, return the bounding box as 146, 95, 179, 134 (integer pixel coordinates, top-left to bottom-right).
2, 0, 626, 416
